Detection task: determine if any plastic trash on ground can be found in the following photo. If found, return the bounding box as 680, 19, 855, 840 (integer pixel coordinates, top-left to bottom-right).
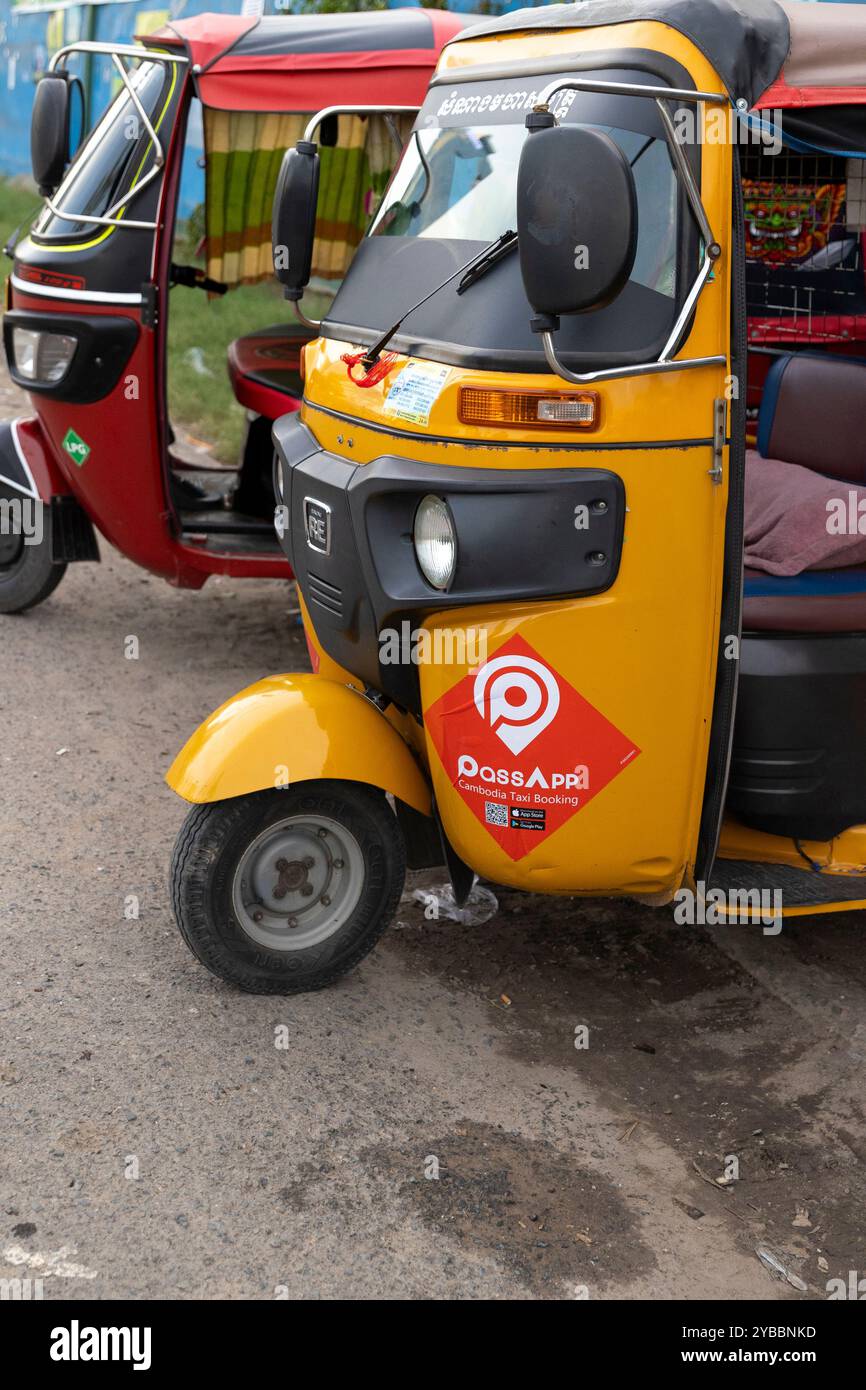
402, 881, 500, 926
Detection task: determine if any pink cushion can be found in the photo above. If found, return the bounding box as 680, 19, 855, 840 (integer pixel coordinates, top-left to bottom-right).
744, 449, 866, 577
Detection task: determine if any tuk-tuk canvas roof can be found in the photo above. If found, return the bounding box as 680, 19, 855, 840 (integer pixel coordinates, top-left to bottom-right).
447, 0, 866, 114
141, 10, 472, 294
446, 0, 791, 110
146, 10, 472, 113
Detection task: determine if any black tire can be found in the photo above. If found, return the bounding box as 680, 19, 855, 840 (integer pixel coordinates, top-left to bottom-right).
0, 505, 66, 614
169, 780, 406, 994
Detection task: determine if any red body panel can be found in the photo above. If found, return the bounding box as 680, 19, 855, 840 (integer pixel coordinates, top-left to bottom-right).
12, 415, 71, 500
9, 286, 291, 588
227, 332, 305, 420
9, 10, 470, 591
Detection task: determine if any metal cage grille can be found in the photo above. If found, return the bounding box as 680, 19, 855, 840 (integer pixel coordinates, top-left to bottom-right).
742, 148, 866, 346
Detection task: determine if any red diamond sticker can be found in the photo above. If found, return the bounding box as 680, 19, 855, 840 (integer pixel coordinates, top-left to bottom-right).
426, 634, 640, 861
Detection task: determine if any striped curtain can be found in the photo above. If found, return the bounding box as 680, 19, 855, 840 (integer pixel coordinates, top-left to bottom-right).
203, 110, 412, 291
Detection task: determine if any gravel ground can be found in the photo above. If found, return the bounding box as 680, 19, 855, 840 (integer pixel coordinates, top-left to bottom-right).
1, 369, 865, 1301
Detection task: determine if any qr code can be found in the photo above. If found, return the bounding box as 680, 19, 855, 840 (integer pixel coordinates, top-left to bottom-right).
485, 801, 508, 827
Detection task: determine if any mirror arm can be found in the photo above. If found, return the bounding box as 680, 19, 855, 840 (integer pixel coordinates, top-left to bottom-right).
287, 106, 418, 325
302, 105, 418, 146
540, 254, 724, 386
540, 335, 726, 386
293, 302, 322, 332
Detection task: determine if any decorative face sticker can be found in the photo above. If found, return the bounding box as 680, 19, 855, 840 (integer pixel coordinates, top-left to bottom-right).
743, 179, 846, 266
425, 634, 641, 861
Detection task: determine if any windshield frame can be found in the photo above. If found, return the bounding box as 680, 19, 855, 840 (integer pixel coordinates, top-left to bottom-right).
322, 50, 710, 376
31, 43, 187, 246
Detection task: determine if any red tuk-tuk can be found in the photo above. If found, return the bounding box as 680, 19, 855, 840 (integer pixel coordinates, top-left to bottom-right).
0, 9, 468, 612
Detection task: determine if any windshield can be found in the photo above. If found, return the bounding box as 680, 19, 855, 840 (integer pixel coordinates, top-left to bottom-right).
325, 70, 695, 372
33, 59, 176, 243
371, 123, 677, 299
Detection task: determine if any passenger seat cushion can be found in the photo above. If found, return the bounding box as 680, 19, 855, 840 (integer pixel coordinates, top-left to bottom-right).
744, 450, 866, 576
758, 353, 866, 484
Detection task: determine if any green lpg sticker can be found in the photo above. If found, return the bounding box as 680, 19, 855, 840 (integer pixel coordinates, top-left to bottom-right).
62, 428, 91, 467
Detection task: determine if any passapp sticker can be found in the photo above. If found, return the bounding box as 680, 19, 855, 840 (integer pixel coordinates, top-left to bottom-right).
382, 361, 450, 426
426, 634, 641, 861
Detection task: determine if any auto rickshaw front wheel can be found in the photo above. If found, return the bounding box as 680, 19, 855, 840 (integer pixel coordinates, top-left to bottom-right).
169, 781, 407, 994
0, 510, 67, 614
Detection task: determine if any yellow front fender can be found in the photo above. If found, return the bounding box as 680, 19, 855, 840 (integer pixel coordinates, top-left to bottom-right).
166, 674, 432, 813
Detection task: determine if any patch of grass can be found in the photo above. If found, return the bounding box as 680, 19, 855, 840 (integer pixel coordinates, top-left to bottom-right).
0, 176, 44, 257
165, 272, 331, 465
166, 271, 285, 463
169, 221, 333, 462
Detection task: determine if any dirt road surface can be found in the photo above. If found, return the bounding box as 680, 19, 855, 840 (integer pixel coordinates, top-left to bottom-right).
1, 370, 864, 1300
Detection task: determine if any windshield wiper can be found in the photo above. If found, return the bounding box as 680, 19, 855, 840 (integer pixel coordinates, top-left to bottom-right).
456, 228, 517, 293
362, 228, 518, 368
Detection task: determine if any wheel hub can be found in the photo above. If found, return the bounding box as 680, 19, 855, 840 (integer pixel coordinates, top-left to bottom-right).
232, 813, 364, 951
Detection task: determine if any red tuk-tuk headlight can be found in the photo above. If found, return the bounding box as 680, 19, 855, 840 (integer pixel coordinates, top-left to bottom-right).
12, 327, 76, 384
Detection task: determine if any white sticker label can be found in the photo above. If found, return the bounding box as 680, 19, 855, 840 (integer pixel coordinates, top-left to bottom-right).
382, 361, 451, 426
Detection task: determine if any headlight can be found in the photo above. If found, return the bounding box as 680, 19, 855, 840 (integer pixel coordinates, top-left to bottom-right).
413, 494, 456, 591
12, 327, 76, 384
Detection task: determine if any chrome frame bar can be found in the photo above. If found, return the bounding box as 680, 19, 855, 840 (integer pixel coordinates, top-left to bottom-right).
429, 53, 728, 104
652, 95, 717, 252
303, 105, 419, 150
42, 43, 188, 233
529, 76, 729, 386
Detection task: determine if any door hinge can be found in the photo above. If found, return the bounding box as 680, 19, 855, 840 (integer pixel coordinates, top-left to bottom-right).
141, 283, 158, 329
709, 398, 726, 484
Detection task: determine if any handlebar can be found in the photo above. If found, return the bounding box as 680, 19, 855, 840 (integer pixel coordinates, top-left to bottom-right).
169, 263, 228, 296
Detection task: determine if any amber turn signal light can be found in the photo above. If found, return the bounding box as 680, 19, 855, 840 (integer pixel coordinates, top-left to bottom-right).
458, 387, 599, 431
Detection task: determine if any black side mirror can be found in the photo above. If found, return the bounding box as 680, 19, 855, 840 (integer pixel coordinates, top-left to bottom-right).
31, 75, 72, 196
272, 141, 320, 302
517, 123, 638, 322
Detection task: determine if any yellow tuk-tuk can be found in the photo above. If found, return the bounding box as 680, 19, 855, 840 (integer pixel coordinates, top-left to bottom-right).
166, 0, 866, 994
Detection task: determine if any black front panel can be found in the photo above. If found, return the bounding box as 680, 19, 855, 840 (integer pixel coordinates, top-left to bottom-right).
274, 414, 625, 712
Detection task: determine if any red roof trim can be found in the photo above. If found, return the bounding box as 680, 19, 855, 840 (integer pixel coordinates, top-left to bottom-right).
198, 63, 434, 114
757, 80, 866, 111
200, 46, 447, 76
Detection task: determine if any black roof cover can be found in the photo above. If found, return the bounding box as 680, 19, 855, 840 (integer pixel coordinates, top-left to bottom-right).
229, 11, 449, 59
446, 0, 791, 110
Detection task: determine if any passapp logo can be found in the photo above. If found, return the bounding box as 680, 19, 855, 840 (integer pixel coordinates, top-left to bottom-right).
426, 634, 641, 860
474, 652, 560, 754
